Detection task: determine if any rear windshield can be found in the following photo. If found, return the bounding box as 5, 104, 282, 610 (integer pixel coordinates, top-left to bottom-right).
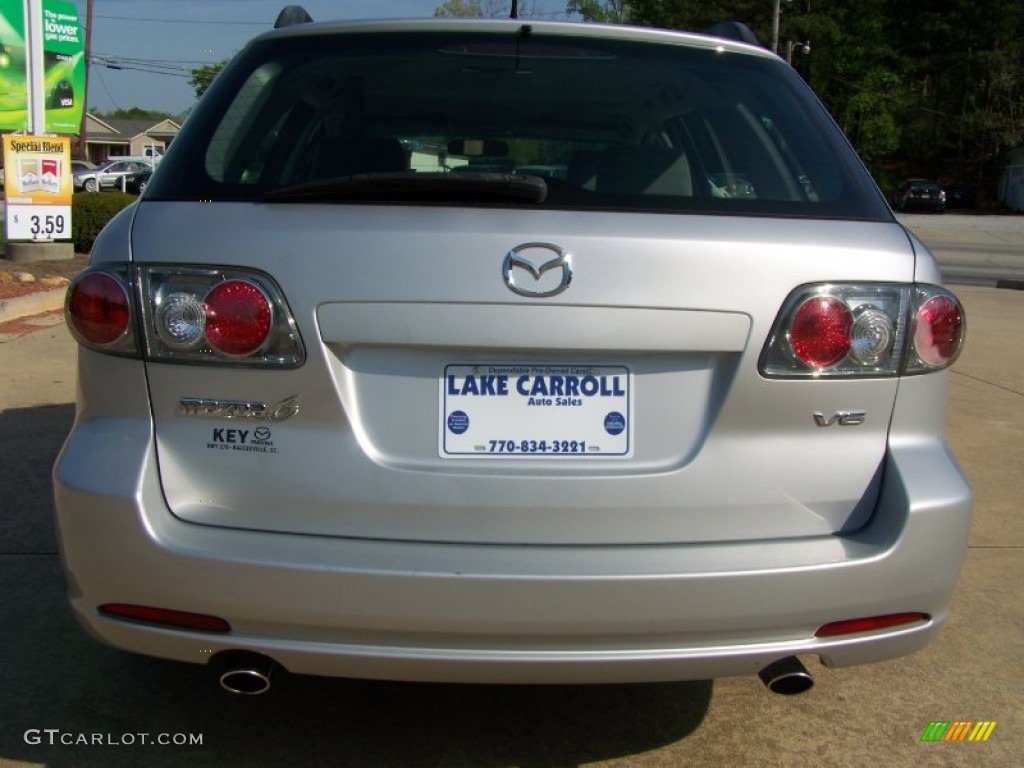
148, 27, 890, 219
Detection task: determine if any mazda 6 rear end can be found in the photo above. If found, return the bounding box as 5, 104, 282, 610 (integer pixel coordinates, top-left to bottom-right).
54, 15, 971, 694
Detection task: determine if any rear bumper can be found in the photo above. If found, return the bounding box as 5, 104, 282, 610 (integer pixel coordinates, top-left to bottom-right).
54, 427, 971, 685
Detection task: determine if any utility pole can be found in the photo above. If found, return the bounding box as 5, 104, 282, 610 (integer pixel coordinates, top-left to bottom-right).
24, 0, 45, 133
76, 0, 93, 159
771, 0, 786, 54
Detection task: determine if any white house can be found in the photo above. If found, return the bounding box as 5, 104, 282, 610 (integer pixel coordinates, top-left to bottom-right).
81, 113, 181, 164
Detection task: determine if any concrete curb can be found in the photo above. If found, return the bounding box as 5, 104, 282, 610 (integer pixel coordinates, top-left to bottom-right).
3, 241, 75, 263
0, 286, 66, 324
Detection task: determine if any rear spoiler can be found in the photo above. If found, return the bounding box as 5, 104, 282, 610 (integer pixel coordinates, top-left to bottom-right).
702, 22, 761, 46
275, 5, 313, 28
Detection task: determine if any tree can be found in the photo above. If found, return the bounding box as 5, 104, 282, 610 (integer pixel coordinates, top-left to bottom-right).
625, 0, 768, 35
96, 107, 174, 121
566, 0, 631, 23
565, 0, 1024, 199
435, 0, 482, 16
189, 61, 228, 99
434, 0, 538, 18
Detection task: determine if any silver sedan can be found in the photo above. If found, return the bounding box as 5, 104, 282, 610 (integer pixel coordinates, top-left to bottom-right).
72, 159, 151, 192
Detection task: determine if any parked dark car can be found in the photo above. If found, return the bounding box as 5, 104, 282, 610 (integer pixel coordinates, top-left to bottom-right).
117, 165, 153, 195
892, 179, 946, 212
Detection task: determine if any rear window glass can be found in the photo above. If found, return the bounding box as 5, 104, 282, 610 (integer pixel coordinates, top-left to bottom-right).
149, 28, 890, 219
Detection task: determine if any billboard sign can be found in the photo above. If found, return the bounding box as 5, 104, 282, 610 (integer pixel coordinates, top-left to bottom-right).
0, 0, 85, 134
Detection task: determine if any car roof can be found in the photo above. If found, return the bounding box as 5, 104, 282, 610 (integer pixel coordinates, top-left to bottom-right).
251, 17, 774, 60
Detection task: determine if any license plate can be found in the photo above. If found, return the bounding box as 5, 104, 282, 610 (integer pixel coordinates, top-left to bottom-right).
440, 364, 632, 458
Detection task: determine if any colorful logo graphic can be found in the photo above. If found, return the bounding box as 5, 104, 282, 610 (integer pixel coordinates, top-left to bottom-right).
0, 0, 85, 134
920, 721, 997, 742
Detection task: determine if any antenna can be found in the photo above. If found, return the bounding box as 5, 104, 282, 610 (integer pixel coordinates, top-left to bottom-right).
510, 1, 519, 19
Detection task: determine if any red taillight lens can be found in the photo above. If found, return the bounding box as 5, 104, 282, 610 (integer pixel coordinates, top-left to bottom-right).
815, 612, 928, 638
913, 294, 964, 368
67, 271, 131, 346
790, 295, 853, 367
140, 267, 304, 366
204, 280, 272, 356
99, 603, 232, 633
65, 266, 301, 364
762, 283, 963, 378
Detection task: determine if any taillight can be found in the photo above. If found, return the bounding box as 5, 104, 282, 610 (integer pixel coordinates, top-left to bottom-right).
67, 265, 304, 367
204, 280, 272, 356
908, 291, 965, 371
849, 307, 895, 366
760, 283, 964, 378
140, 267, 303, 367
790, 296, 852, 367
155, 291, 206, 350
66, 268, 137, 354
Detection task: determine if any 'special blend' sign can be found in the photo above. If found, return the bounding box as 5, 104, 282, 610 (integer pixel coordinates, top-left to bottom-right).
3, 133, 72, 240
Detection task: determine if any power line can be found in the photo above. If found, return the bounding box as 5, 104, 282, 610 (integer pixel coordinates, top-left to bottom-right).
92, 53, 213, 70
93, 65, 120, 110
91, 57, 192, 78
92, 13, 268, 26
91, 52, 215, 65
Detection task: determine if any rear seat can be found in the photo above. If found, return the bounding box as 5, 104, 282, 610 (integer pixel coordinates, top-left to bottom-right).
596, 147, 693, 196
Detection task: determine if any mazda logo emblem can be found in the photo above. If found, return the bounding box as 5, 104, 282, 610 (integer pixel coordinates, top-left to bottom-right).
502, 243, 573, 298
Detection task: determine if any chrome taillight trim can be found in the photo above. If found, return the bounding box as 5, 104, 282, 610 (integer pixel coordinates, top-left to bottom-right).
65, 264, 305, 368
138, 265, 305, 368
760, 283, 963, 379
64, 266, 140, 357
905, 286, 967, 374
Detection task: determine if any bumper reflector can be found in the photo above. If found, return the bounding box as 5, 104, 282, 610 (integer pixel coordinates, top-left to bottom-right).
100, 603, 232, 633
815, 612, 928, 638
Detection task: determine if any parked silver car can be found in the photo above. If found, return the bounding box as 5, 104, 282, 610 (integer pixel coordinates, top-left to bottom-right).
56, 12, 971, 697
72, 158, 151, 192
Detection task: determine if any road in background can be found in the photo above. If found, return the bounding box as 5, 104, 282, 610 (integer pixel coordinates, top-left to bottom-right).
897, 213, 1024, 285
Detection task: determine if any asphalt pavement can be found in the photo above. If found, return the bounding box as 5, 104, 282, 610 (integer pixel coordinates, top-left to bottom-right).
0, 228, 1020, 767
896, 212, 1024, 285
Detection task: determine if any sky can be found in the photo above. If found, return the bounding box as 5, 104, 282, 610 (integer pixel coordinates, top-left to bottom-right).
69, 0, 578, 117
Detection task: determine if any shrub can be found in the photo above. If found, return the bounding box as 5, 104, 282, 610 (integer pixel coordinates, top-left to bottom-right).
71, 193, 136, 253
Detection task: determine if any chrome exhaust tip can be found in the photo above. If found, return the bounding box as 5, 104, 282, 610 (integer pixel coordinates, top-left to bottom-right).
758, 656, 814, 695
216, 652, 277, 695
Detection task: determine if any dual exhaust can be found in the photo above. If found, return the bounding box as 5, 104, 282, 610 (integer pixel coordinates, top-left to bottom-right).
216, 651, 278, 695
212, 651, 813, 697
758, 656, 815, 695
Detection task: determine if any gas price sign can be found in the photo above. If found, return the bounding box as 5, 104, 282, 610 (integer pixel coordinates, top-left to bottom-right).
3, 134, 72, 241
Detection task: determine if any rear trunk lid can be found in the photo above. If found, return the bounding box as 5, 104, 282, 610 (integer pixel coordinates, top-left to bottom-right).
136, 202, 911, 545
